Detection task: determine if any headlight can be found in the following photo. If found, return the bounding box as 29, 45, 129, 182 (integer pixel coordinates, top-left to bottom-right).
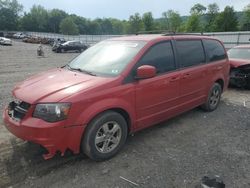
33, 103, 71, 122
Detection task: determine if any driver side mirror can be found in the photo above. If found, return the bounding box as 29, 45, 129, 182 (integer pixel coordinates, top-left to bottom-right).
136, 65, 156, 79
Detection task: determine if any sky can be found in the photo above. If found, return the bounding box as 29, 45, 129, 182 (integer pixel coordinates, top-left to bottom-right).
18, 0, 250, 20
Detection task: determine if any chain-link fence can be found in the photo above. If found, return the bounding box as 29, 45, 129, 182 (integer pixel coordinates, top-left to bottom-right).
204, 31, 250, 49
26, 31, 124, 45
1, 31, 250, 48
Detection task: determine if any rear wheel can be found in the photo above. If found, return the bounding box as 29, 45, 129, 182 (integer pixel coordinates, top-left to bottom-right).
201, 83, 222, 112
82, 111, 128, 161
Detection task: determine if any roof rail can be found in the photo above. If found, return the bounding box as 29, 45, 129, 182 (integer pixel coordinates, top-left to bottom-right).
135, 30, 175, 35
162, 32, 207, 36
135, 31, 210, 36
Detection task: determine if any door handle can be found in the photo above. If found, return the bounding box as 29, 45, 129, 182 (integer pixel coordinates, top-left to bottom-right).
169, 77, 180, 82
213, 66, 223, 71
216, 66, 223, 70
182, 73, 191, 79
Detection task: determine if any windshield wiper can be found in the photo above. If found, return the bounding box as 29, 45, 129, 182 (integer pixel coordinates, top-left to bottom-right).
79, 69, 97, 76
65, 64, 96, 76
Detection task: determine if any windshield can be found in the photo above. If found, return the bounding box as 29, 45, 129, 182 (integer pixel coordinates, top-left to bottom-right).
68, 40, 146, 77
228, 48, 250, 60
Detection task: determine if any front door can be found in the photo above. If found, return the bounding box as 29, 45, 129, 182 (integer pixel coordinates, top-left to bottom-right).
134, 41, 180, 129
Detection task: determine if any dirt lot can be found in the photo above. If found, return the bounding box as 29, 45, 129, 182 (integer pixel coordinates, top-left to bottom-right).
0, 41, 250, 188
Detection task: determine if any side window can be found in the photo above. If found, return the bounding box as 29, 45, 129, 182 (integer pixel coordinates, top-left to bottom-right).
137, 41, 176, 74
176, 40, 205, 68
203, 39, 226, 62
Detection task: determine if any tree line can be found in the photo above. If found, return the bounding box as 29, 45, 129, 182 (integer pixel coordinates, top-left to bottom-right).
0, 0, 250, 35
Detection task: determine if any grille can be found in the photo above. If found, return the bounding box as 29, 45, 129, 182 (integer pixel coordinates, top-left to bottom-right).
8, 100, 31, 121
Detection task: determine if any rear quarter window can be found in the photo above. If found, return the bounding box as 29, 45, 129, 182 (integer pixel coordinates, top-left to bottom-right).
203, 39, 227, 62
176, 40, 205, 68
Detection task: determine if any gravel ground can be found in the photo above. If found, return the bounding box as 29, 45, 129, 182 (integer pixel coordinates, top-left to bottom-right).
0, 41, 250, 188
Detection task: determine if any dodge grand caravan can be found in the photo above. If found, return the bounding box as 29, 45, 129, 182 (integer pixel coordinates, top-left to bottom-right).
3, 34, 230, 161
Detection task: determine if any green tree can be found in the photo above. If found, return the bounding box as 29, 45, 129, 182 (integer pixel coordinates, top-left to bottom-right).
142, 12, 154, 31
205, 3, 220, 31
241, 4, 250, 30
185, 14, 202, 32
0, 7, 16, 30
161, 12, 170, 30
20, 5, 48, 31
48, 9, 67, 33
98, 18, 113, 34
186, 3, 206, 32
19, 12, 34, 31
128, 13, 143, 33
69, 14, 89, 34
89, 20, 101, 34
214, 6, 238, 31
0, 0, 23, 30
0, 0, 22, 14
190, 3, 207, 14
162, 10, 182, 32
60, 17, 79, 35
110, 18, 125, 34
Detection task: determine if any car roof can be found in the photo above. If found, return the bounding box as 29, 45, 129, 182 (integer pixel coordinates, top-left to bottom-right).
108, 34, 218, 42
232, 45, 250, 49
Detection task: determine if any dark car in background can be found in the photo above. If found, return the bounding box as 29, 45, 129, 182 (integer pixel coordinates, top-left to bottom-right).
227, 45, 250, 89
52, 41, 88, 53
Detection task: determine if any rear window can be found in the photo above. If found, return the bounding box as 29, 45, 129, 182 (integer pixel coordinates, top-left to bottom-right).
176, 40, 205, 68
203, 39, 226, 62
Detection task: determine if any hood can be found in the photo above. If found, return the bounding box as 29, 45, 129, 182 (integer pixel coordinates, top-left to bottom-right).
229, 58, 250, 68
13, 68, 113, 104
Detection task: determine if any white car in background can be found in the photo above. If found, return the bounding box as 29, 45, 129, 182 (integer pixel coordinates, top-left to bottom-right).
13, 32, 26, 39
0, 37, 12, 45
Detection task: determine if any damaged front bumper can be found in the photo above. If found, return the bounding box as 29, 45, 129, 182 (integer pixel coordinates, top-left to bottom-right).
2, 105, 85, 160
230, 65, 250, 88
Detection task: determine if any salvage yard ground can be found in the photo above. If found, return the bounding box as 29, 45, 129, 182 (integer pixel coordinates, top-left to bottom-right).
0, 41, 250, 188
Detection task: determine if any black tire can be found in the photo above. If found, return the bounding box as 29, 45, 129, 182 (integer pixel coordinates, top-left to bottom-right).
201, 83, 222, 112
82, 111, 128, 161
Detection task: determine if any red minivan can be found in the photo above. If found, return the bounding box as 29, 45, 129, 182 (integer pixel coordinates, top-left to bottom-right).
3, 34, 230, 161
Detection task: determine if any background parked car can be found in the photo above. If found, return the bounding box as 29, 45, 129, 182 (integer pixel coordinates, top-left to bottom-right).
51, 38, 66, 46
13, 32, 27, 39
52, 41, 88, 53
5, 32, 15, 38
0, 37, 12, 45
227, 45, 250, 89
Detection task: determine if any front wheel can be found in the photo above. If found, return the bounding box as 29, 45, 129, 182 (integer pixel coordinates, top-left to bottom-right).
82, 111, 128, 161
201, 83, 222, 112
